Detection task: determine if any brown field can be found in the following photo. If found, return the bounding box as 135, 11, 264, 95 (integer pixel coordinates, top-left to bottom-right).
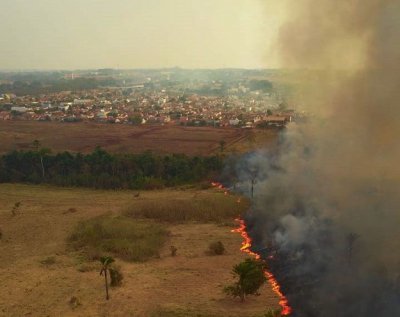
0, 121, 279, 155
0, 184, 279, 317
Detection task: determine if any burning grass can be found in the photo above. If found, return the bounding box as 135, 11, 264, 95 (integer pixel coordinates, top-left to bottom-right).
233, 218, 292, 315
68, 215, 168, 262
125, 193, 249, 223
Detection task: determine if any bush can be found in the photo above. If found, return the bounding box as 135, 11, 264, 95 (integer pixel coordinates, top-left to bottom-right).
208, 241, 225, 255
263, 309, 282, 317
68, 215, 168, 262
109, 265, 124, 287
11, 201, 21, 216
69, 296, 81, 309
40, 256, 56, 265
170, 245, 177, 257
63, 207, 77, 214
224, 258, 267, 302
77, 263, 97, 272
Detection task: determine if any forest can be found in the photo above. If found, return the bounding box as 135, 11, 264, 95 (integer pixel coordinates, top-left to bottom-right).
0, 147, 223, 189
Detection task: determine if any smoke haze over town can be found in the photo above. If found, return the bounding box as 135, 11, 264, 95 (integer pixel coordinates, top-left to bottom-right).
0, 0, 273, 70
0, 1, 399, 316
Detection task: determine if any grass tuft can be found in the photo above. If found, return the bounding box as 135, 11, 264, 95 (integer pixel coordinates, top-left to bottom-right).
68, 215, 168, 262
40, 256, 57, 265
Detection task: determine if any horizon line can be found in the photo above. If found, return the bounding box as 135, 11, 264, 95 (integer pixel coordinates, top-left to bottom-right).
0, 67, 282, 73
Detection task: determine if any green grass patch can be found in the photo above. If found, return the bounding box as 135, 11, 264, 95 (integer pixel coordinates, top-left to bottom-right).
125, 193, 248, 223
68, 215, 168, 262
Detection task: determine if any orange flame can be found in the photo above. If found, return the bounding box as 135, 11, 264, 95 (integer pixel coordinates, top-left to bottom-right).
211, 181, 228, 191
211, 181, 231, 197
232, 218, 292, 316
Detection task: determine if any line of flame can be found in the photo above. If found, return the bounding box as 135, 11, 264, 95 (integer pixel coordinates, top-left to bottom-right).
232, 218, 292, 316
210, 182, 291, 314
211, 181, 229, 195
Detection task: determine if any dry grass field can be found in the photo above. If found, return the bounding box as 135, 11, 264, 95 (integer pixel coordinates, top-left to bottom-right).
0, 121, 279, 155
0, 184, 279, 317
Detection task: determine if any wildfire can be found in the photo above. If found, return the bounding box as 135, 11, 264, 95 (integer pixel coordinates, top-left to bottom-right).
211, 181, 227, 190
211, 181, 230, 197
232, 218, 292, 316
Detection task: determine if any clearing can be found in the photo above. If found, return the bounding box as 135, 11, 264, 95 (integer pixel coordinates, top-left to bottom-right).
0, 184, 279, 317
0, 121, 279, 155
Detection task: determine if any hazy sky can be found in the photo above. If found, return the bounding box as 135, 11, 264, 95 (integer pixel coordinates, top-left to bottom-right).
0, 0, 280, 70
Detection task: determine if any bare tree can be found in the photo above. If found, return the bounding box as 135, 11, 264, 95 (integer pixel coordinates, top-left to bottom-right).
32, 140, 50, 179
249, 168, 258, 199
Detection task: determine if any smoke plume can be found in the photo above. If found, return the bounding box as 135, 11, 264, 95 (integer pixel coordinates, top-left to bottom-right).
242, 1, 400, 316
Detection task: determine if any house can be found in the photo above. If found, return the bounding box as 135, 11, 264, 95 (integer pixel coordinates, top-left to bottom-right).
73, 99, 92, 106
264, 115, 288, 127
159, 115, 171, 123
179, 116, 189, 125
229, 118, 240, 126
11, 106, 28, 113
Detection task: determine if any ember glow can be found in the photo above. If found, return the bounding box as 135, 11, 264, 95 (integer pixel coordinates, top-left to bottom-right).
211, 181, 227, 191
211, 181, 230, 196
232, 218, 292, 316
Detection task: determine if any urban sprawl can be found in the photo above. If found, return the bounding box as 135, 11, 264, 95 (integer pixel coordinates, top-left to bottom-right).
0, 69, 302, 128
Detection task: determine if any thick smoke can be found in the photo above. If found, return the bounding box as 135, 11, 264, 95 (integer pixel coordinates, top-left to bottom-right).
241, 1, 400, 316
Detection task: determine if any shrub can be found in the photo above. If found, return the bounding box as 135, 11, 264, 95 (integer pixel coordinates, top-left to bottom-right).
263, 309, 282, 317
11, 201, 21, 216
208, 241, 225, 255
69, 296, 81, 309
170, 245, 177, 257
224, 258, 267, 302
77, 263, 97, 272
109, 265, 124, 287
40, 256, 56, 265
63, 207, 77, 214
68, 215, 168, 262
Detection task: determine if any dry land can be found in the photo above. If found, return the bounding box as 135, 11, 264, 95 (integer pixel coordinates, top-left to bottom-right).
0, 121, 279, 155
0, 184, 279, 317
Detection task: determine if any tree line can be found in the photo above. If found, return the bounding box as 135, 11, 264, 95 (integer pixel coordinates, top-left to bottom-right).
0, 147, 223, 189
0, 77, 118, 96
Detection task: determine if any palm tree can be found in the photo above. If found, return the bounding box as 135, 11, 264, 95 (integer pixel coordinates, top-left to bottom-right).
99, 256, 115, 300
